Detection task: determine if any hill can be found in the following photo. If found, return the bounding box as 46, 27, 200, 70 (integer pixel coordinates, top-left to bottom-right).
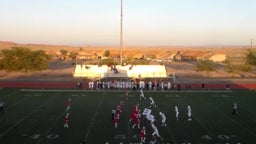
0, 41, 255, 81
0, 41, 254, 61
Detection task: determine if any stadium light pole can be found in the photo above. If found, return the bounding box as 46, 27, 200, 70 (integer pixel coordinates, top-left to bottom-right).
120, 0, 123, 65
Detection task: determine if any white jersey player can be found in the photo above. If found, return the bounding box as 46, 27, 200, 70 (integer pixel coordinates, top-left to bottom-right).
232, 103, 238, 115
89, 81, 94, 90
143, 108, 155, 124
140, 89, 146, 100
167, 82, 171, 90
159, 112, 166, 127
149, 97, 156, 108
148, 81, 152, 90
161, 82, 164, 91
175, 106, 179, 120
151, 123, 163, 141
146, 113, 155, 124
187, 105, 192, 121
143, 108, 152, 116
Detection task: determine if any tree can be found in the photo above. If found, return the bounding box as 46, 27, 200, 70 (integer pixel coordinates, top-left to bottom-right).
196, 59, 217, 77
79, 47, 84, 51
69, 52, 77, 60
0, 47, 50, 72
104, 50, 110, 57
245, 49, 256, 66
60, 49, 68, 56
31, 50, 51, 70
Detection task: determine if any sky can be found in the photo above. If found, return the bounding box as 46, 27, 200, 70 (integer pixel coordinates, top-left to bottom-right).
0, 0, 256, 46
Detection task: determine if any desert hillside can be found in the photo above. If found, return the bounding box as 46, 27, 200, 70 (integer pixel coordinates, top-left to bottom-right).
0, 41, 255, 81
0, 41, 254, 61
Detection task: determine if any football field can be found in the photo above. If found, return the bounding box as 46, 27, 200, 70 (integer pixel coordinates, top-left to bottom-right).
0, 88, 256, 144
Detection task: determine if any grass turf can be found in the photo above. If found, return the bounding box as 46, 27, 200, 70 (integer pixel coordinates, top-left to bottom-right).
0, 88, 256, 144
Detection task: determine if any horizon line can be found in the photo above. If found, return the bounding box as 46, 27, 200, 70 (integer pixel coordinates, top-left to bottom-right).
0, 40, 254, 48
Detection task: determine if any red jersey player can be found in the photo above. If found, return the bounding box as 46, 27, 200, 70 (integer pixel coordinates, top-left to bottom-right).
140, 126, 146, 143
132, 113, 140, 129
66, 98, 72, 111
129, 104, 139, 122
114, 116, 119, 128
116, 107, 121, 117
119, 101, 124, 109
64, 113, 70, 128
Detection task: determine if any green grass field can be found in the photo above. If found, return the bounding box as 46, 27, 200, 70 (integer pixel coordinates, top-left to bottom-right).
0, 88, 256, 144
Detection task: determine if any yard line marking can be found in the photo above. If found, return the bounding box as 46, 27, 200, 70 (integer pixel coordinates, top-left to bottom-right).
0, 106, 41, 137
192, 115, 221, 143
0, 97, 31, 123
126, 91, 132, 144
153, 99, 177, 143
211, 102, 256, 137
0, 95, 56, 138
205, 96, 256, 138
5, 96, 30, 111
238, 104, 256, 117
0, 94, 9, 100
36, 96, 81, 144
177, 95, 220, 143
83, 92, 105, 143
0, 98, 51, 138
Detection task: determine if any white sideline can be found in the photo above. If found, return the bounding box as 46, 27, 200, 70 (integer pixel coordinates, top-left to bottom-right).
20, 89, 232, 93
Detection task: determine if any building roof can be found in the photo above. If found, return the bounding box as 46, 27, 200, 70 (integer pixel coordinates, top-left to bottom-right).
212, 51, 226, 55
181, 51, 210, 58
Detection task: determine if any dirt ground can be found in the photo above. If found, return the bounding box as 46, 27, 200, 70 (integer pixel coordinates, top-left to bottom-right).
0, 59, 255, 84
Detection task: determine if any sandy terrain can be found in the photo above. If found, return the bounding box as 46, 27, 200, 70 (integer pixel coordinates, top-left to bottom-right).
0, 41, 255, 83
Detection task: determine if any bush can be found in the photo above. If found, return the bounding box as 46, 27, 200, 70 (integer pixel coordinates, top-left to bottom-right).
237, 64, 253, 72
0, 47, 50, 72
196, 59, 216, 72
101, 58, 117, 65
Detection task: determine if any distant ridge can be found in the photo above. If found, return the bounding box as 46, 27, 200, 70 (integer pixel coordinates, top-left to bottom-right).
0, 41, 17, 45
0, 41, 253, 60
0, 41, 78, 47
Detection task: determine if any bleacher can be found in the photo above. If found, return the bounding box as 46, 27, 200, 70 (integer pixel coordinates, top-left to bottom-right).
73, 65, 167, 78
73, 65, 107, 78
126, 65, 167, 78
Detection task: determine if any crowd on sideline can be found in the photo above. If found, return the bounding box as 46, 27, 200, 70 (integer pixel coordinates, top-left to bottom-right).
76, 80, 231, 91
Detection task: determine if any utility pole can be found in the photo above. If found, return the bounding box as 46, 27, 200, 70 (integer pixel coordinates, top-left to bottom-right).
120, 0, 123, 65
251, 38, 253, 49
